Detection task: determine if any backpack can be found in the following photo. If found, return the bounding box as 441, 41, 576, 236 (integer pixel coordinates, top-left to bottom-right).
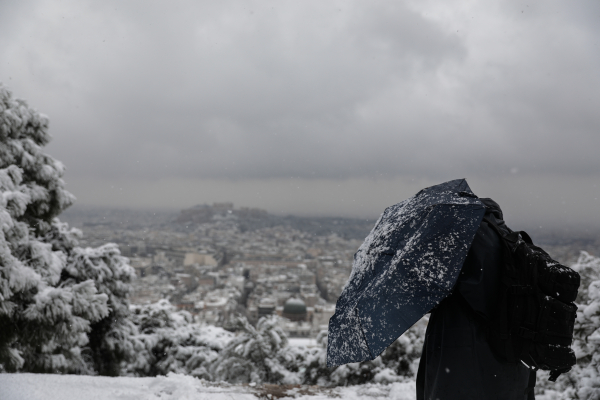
483, 216, 580, 385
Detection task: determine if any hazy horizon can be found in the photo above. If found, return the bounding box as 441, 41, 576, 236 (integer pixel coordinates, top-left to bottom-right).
61, 196, 600, 238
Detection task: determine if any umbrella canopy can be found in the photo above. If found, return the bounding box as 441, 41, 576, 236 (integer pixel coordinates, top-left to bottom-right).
327, 179, 485, 367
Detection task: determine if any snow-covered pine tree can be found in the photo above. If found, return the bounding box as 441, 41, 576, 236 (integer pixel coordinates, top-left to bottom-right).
0, 84, 135, 375
126, 299, 233, 378
47, 223, 137, 376
210, 315, 299, 384
569, 252, 600, 399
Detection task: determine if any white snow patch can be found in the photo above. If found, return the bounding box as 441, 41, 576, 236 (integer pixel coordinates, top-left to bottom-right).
0, 373, 257, 400
288, 337, 317, 347
0, 373, 419, 400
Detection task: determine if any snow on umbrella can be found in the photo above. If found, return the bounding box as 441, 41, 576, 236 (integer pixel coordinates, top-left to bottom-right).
327, 179, 486, 367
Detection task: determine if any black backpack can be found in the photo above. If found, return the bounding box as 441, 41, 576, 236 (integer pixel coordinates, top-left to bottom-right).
483, 216, 580, 385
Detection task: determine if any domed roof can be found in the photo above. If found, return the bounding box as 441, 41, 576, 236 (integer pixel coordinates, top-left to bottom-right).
283, 298, 307, 315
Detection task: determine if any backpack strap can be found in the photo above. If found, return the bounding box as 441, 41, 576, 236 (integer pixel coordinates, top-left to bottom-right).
482, 216, 517, 282
516, 230, 533, 245
481, 216, 511, 243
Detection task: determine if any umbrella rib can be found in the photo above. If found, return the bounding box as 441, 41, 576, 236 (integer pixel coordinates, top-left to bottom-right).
355, 307, 374, 360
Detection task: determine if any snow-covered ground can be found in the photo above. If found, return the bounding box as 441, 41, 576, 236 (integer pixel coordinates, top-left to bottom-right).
0, 373, 568, 400
287, 338, 318, 348
0, 373, 416, 400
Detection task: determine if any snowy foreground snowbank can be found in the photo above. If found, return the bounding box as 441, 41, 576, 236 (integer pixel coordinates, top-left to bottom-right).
0, 373, 568, 400
0, 373, 416, 400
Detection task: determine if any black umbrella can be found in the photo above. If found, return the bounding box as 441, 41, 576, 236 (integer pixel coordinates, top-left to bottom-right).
327, 179, 485, 367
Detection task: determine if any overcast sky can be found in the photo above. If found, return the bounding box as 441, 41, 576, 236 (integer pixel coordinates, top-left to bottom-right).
1, 0, 599, 230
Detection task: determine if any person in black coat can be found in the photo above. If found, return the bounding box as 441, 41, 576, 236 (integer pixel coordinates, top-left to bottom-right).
416, 198, 535, 400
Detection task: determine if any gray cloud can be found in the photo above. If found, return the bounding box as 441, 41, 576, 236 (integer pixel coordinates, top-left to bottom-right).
1, 0, 599, 225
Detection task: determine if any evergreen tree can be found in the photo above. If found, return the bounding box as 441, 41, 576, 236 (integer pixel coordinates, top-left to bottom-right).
127, 299, 232, 378
569, 252, 600, 399
210, 315, 299, 384
0, 84, 134, 375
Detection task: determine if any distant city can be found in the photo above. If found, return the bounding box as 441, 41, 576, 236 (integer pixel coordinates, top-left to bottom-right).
60, 202, 600, 339
59, 203, 378, 338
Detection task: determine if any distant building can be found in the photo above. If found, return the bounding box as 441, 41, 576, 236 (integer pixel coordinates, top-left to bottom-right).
297, 265, 316, 285
184, 252, 218, 267
204, 295, 228, 311
196, 274, 216, 288
176, 204, 213, 223
130, 257, 151, 277
237, 207, 268, 219
176, 301, 195, 312
313, 303, 336, 331
280, 320, 312, 337
171, 273, 196, 291
302, 293, 319, 307
258, 297, 277, 319
282, 298, 307, 322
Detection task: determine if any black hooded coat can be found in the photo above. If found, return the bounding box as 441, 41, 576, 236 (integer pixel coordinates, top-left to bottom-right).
416, 199, 535, 400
